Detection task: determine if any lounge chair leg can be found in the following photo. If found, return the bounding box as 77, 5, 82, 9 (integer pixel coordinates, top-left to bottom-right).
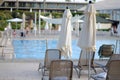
78, 69, 81, 78
74, 67, 81, 78
41, 77, 44, 80
38, 63, 42, 71
93, 68, 97, 74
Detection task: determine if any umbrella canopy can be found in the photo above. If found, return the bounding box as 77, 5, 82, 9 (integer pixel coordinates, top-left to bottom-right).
49, 13, 52, 30
22, 13, 26, 30
6, 22, 12, 37
77, 3, 96, 50
77, 1, 96, 80
94, 0, 120, 10
7, 22, 12, 29
45, 22, 49, 30
57, 8, 72, 59
7, 18, 23, 22
96, 22, 101, 29
7, 18, 23, 29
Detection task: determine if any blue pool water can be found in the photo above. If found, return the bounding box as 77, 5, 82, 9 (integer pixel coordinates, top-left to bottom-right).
12, 40, 116, 59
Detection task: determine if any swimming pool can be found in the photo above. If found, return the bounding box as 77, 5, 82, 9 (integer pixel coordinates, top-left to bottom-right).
12, 39, 116, 59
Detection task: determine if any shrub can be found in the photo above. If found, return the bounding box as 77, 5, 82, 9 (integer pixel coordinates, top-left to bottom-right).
0, 20, 7, 31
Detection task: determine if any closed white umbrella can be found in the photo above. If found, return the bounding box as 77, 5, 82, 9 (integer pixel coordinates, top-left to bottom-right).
45, 22, 49, 30
77, 1, 96, 80
22, 13, 26, 30
57, 8, 72, 59
7, 22, 12, 37
34, 12, 37, 36
58, 25, 61, 31
38, 10, 41, 34
7, 22, 12, 29
97, 22, 101, 29
49, 13, 52, 30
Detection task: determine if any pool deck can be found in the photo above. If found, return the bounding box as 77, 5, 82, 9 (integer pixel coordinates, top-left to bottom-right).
0, 36, 89, 80
0, 59, 106, 80
0, 31, 117, 80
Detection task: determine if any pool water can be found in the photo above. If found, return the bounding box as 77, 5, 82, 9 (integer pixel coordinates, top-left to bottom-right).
12, 39, 116, 59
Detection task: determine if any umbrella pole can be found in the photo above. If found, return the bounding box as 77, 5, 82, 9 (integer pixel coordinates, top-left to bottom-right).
88, 51, 91, 80
16, 22, 17, 29
46, 39, 48, 49
39, 10, 41, 35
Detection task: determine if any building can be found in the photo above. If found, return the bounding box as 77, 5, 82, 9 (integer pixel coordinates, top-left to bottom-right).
94, 0, 120, 21
0, 0, 87, 12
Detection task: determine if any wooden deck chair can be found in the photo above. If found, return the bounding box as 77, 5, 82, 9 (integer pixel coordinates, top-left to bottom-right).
91, 60, 120, 80
74, 50, 97, 78
98, 44, 115, 59
49, 60, 73, 80
38, 49, 61, 80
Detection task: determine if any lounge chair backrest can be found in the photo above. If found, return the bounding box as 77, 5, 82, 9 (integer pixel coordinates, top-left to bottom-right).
98, 44, 114, 58
106, 60, 120, 80
44, 49, 61, 69
106, 54, 120, 68
49, 60, 73, 80
74, 50, 97, 78
78, 50, 95, 67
